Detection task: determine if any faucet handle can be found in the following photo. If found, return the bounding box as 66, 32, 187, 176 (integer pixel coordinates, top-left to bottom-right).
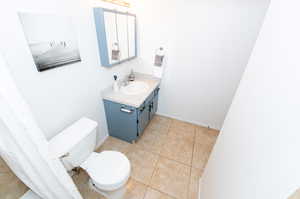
60, 152, 70, 159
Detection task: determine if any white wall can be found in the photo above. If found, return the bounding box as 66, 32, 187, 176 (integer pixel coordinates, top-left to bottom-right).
0, 0, 269, 143
133, 0, 269, 129
201, 1, 300, 198
0, 0, 137, 144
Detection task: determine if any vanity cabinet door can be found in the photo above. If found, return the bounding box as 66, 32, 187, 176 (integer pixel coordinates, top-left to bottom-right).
137, 103, 149, 136
152, 87, 160, 114
103, 100, 138, 143
148, 88, 159, 121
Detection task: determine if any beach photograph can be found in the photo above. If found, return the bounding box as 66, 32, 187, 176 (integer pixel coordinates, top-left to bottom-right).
19, 13, 81, 71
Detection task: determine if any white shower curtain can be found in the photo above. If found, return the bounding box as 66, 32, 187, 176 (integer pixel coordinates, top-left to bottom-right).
0, 53, 83, 199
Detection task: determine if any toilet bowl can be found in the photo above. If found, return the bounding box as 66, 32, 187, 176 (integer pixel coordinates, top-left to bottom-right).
49, 117, 131, 199
81, 151, 130, 198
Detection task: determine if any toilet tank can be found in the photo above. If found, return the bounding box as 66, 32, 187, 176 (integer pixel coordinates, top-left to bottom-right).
49, 117, 98, 171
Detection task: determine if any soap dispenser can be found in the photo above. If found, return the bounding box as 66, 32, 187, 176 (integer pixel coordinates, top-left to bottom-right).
153, 47, 165, 78
113, 75, 119, 92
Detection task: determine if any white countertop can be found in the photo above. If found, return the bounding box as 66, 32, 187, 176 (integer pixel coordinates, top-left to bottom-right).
102, 73, 161, 108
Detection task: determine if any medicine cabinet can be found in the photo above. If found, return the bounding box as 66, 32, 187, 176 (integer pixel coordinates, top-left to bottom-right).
93, 8, 137, 67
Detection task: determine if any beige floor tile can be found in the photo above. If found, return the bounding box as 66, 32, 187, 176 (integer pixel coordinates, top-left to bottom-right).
150, 157, 190, 199
72, 170, 90, 186
96, 136, 132, 154
83, 178, 147, 199
144, 187, 175, 199
192, 141, 212, 169
152, 115, 172, 126
0, 158, 12, 173
195, 127, 218, 144
289, 189, 300, 199
169, 120, 197, 134
188, 168, 202, 199
168, 128, 195, 143
0, 178, 28, 199
73, 171, 105, 199
0, 157, 28, 199
126, 146, 159, 185
160, 136, 194, 165
145, 128, 170, 141
207, 128, 220, 136
0, 172, 19, 186
78, 184, 104, 199
147, 116, 171, 134
136, 128, 168, 154
122, 178, 148, 199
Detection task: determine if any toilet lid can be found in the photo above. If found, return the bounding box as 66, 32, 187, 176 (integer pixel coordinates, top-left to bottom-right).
81, 151, 130, 190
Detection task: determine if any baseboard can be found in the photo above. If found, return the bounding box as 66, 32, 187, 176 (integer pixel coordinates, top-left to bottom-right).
198, 178, 202, 199
156, 112, 220, 131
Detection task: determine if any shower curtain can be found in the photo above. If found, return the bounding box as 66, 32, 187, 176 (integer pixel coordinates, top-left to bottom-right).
0, 53, 83, 199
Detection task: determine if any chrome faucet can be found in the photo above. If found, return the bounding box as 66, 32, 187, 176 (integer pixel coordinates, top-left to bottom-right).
121, 70, 135, 87
128, 69, 135, 81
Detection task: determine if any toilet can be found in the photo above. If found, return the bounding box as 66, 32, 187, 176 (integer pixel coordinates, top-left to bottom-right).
49, 117, 131, 199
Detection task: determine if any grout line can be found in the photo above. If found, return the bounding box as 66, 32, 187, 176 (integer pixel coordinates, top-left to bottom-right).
147, 118, 190, 199
144, 118, 174, 199
149, 155, 160, 184
106, 116, 209, 199
126, 178, 148, 199
187, 127, 197, 199
147, 119, 172, 189
147, 186, 178, 199
165, 115, 195, 199
130, 176, 175, 199
158, 153, 192, 167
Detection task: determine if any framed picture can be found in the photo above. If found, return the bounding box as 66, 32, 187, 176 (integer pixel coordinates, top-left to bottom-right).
19, 13, 81, 72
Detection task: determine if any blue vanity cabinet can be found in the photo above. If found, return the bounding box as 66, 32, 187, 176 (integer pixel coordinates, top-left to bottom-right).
103, 87, 160, 143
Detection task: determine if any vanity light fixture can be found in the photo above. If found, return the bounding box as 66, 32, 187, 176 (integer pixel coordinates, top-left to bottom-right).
102, 0, 130, 7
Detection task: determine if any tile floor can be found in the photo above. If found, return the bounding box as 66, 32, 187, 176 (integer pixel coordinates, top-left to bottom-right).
289, 188, 300, 199
0, 157, 28, 199
74, 115, 219, 199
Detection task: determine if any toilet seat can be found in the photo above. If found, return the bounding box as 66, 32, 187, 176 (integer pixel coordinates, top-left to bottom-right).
80, 151, 130, 191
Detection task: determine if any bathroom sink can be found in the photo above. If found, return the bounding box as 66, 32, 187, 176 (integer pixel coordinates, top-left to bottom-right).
121, 81, 149, 95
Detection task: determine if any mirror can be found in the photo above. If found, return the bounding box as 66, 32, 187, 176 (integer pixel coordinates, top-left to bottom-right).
94, 8, 137, 67
104, 11, 118, 65
116, 13, 129, 61
127, 15, 136, 58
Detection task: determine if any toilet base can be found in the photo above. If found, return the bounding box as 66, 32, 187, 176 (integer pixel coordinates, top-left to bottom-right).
88, 179, 126, 199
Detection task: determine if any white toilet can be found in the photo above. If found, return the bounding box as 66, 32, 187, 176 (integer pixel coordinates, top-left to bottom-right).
49, 117, 131, 199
